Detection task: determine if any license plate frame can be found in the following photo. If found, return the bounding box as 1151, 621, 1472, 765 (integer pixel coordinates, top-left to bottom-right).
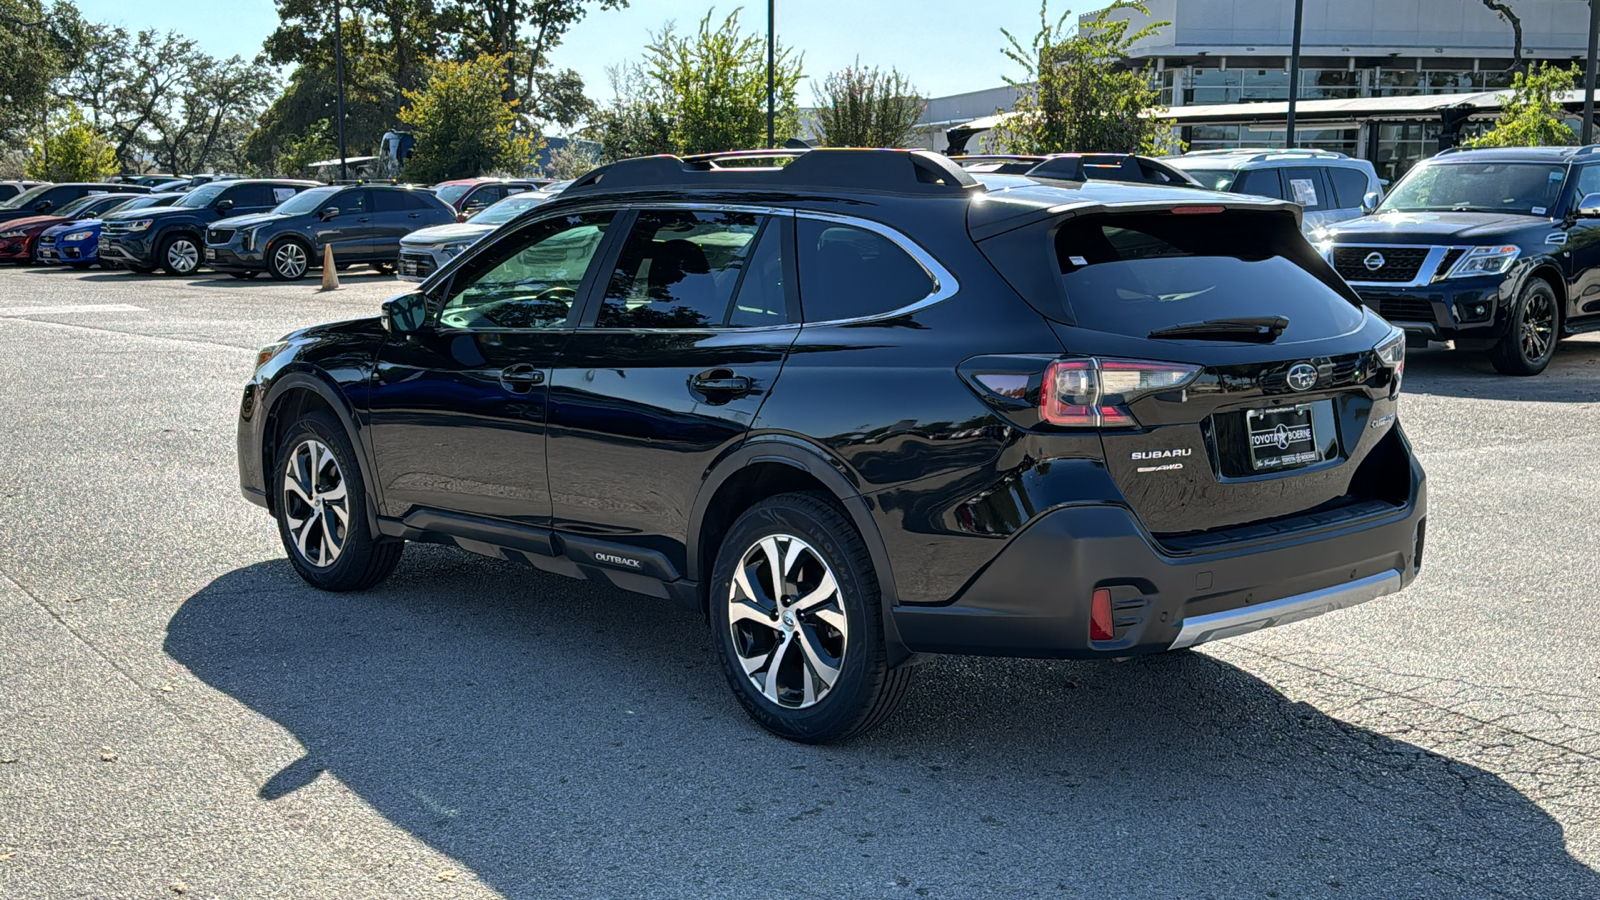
1245, 404, 1322, 472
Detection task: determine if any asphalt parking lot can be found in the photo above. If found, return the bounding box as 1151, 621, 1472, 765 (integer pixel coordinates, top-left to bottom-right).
1, 265, 1597, 899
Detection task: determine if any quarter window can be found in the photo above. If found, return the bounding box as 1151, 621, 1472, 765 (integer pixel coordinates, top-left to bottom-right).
438, 212, 615, 330
1327, 167, 1372, 209
796, 219, 934, 323
597, 210, 773, 329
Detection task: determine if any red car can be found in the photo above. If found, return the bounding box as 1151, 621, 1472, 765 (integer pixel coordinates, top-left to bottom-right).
430, 177, 547, 221
0, 192, 146, 263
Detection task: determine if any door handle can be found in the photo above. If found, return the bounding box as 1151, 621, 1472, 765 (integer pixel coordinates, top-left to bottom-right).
691, 369, 753, 397
499, 364, 545, 393
357, 217, 371, 223
408, 212, 421, 218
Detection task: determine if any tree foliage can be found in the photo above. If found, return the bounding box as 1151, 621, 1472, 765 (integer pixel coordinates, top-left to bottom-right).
811, 61, 924, 148
1467, 63, 1579, 148
589, 9, 802, 160
989, 1, 1180, 156
400, 53, 537, 181
25, 105, 117, 181
0, 0, 85, 145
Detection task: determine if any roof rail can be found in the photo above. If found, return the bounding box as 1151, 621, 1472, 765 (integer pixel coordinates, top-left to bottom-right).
1026, 153, 1141, 181
565, 149, 984, 196
1569, 144, 1600, 157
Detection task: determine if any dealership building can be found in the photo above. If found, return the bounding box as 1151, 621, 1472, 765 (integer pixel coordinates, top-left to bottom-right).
919, 0, 1595, 181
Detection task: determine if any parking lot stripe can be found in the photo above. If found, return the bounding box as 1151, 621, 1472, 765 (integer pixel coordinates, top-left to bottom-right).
0, 304, 145, 317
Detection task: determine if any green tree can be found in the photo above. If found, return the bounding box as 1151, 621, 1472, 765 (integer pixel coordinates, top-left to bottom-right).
25, 105, 117, 181
544, 140, 598, 179
812, 60, 924, 148
0, 0, 85, 146
989, 1, 1180, 156
586, 61, 673, 161
643, 9, 803, 155
1466, 63, 1579, 148
400, 53, 537, 181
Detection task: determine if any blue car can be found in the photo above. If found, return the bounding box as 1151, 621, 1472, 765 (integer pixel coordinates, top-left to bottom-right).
36, 193, 182, 268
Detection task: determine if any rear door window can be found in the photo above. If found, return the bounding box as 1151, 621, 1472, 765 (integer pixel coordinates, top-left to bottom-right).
1282, 167, 1330, 209
372, 190, 409, 213
796, 219, 933, 322
1053, 212, 1363, 341
1327, 167, 1371, 208
1232, 168, 1285, 200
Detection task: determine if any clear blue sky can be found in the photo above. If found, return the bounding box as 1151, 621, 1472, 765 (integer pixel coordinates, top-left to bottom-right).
73, 0, 1044, 100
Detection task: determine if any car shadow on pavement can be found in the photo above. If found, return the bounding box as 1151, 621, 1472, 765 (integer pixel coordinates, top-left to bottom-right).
165, 551, 1600, 899
1401, 338, 1600, 401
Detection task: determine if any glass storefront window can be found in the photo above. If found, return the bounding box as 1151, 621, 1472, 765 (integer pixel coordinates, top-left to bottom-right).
1301, 69, 1361, 99
1241, 68, 1290, 101
1186, 69, 1242, 105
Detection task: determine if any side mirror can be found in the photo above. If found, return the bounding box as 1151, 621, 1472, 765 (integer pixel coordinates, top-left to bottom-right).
215, 198, 234, 213
380, 291, 428, 335
1362, 191, 1381, 214
1576, 193, 1600, 219
319, 206, 340, 221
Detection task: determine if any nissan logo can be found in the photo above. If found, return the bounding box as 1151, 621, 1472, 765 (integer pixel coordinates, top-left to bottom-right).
1287, 363, 1318, 392
1363, 251, 1386, 271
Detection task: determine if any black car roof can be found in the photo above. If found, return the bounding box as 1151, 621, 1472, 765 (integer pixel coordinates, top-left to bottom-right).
1431, 145, 1600, 164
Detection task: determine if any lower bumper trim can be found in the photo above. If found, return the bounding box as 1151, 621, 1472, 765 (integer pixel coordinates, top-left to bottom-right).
1169, 569, 1402, 650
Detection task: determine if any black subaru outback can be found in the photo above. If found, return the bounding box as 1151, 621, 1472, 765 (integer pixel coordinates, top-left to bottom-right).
237, 149, 1426, 743
1320, 145, 1600, 375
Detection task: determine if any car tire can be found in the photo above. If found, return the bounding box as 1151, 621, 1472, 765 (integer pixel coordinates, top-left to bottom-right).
373, 261, 396, 275
273, 411, 403, 591
69, 262, 92, 270
709, 492, 913, 743
228, 271, 259, 280
266, 239, 311, 281
158, 233, 201, 276
1489, 277, 1560, 376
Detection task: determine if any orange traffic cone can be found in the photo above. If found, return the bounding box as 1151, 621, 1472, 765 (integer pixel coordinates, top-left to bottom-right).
320, 243, 340, 291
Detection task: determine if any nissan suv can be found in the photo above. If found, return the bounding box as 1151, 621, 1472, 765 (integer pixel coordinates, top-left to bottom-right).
237, 149, 1426, 743
1320, 145, 1600, 375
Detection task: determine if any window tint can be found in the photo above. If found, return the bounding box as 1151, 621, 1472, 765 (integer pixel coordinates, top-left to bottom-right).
372, 190, 411, 213
797, 219, 933, 322
334, 190, 368, 216
462, 186, 501, 214
1053, 212, 1362, 342
1232, 168, 1285, 200
1282, 167, 1328, 209
404, 191, 437, 211
728, 223, 789, 327
439, 211, 614, 330
1327, 167, 1371, 208
223, 183, 275, 208
1576, 166, 1600, 200
598, 210, 768, 329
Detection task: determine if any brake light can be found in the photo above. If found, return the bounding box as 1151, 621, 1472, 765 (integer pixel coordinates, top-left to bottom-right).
1042, 358, 1201, 428
1089, 588, 1114, 641
1170, 205, 1226, 215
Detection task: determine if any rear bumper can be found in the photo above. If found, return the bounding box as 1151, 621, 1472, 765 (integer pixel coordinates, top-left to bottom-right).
893, 454, 1426, 659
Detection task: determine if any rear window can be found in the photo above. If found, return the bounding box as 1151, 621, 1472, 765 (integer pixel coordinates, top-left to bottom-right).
1052, 212, 1363, 340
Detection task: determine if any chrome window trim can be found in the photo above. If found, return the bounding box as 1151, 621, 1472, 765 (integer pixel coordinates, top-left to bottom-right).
794, 210, 959, 326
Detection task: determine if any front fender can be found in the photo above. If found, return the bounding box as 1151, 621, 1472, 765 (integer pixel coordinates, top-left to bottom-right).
251, 368, 383, 536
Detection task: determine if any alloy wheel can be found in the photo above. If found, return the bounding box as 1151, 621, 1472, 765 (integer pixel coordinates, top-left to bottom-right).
281, 438, 349, 568
167, 238, 199, 273
1520, 291, 1555, 363
727, 534, 848, 709
275, 243, 308, 279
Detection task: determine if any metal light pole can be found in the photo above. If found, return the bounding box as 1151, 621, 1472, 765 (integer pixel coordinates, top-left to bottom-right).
1285, 0, 1304, 147
1585, 0, 1598, 145
333, 1, 348, 182
766, 0, 776, 148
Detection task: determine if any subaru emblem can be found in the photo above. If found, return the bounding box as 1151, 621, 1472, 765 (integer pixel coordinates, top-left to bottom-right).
1287, 363, 1318, 392
1363, 251, 1386, 271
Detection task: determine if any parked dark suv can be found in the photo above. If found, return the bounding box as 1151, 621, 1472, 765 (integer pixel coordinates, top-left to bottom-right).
237, 149, 1426, 742
99, 179, 318, 275
1320, 145, 1600, 375
207, 183, 456, 280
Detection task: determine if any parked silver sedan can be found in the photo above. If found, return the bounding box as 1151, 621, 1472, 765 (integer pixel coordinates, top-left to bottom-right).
396, 185, 567, 281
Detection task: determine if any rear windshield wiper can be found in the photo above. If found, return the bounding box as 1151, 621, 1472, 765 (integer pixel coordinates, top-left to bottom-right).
1147, 316, 1288, 342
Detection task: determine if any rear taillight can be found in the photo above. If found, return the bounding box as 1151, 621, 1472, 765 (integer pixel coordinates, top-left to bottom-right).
1375, 328, 1405, 398
1042, 358, 1201, 428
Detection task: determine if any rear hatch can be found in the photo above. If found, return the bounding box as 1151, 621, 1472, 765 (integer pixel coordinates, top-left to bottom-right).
976, 205, 1408, 544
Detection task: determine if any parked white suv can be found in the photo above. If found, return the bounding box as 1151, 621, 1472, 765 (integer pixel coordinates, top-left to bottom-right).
1163, 148, 1384, 234
396, 185, 565, 281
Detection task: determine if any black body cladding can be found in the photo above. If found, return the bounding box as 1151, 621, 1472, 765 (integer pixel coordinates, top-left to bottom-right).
239, 149, 1425, 672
